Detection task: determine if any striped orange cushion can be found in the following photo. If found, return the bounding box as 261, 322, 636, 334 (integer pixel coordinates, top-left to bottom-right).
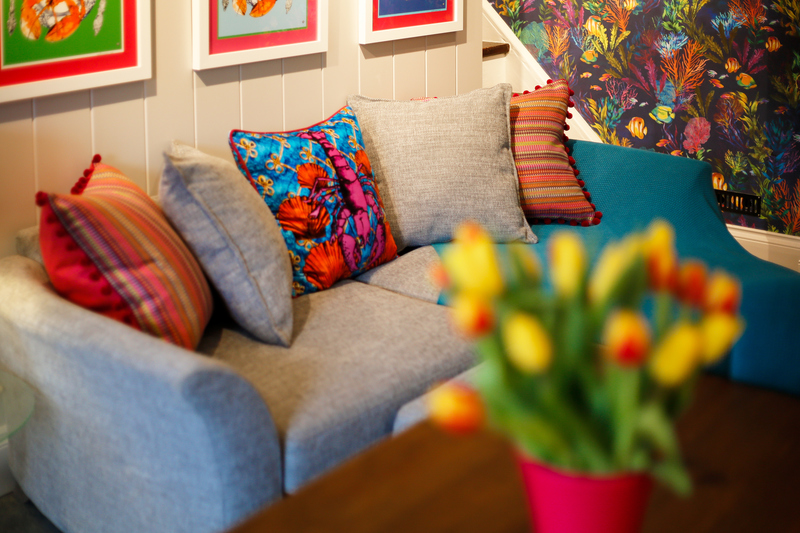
36, 157, 213, 350
511, 80, 599, 225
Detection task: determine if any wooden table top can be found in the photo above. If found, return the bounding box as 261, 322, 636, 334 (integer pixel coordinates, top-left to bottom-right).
229, 375, 800, 533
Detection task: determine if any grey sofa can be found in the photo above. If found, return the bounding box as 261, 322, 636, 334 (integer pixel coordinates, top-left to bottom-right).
0, 235, 473, 533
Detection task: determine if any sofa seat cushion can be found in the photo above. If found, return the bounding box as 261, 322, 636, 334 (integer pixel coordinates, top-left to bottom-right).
354, 246, 442, 303
197, 281, 474, 493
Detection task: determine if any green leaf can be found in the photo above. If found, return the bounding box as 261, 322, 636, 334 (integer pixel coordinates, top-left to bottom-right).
652, 459, 693, 496
636, 402, 679, 458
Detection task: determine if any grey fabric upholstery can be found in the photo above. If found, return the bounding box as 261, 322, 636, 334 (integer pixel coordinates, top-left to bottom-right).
393, 365, 482, 434
0, 256, 282, 533
354, 246, 442, 303
347, 84, 537, 251
15, 225, 41, 264
199, 281, 475, 492
160, 141, 294, 346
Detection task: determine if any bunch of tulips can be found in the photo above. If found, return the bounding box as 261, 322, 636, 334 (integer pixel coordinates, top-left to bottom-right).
428, 220, 744, 494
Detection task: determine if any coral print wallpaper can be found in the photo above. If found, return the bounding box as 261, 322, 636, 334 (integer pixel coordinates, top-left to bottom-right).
489, 0, 800, 235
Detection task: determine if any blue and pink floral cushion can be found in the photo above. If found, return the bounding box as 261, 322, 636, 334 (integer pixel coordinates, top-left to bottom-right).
229, 107, 398, 296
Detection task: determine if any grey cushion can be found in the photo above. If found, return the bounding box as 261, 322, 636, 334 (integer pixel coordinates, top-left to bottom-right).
393, 365, 482, 435
355, 246, 442, 303
160, 141, 294, 346
199, 281, 476, 493
347, 84, 537, 251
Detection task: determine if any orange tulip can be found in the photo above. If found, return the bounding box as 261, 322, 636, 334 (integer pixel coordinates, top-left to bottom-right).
677, 260, 707, 308
602, 310, 651, 367
502, 312, 553, 374
643, 220, 678, 292
428, 381, 485, 434
705, 270, 741, 314
649, 322, 702, 387
429, 262, 450, 289
450, 293, 494, 338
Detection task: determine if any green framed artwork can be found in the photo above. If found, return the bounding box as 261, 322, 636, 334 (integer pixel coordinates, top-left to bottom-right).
0, 0, 151, 103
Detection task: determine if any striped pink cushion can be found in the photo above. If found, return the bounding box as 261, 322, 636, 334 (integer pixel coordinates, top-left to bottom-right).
36, 158, 213, 350
511, 80, 598, 225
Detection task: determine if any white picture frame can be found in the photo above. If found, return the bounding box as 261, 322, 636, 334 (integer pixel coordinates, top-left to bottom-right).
359, 0, 463, 45
192, 0, 328, 71
0, 0, 152, 104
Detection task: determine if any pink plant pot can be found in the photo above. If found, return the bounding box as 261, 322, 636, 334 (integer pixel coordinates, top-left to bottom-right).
517, 455, 653, 533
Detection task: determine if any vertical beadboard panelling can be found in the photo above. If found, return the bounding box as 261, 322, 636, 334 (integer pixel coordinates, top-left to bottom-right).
34, 92, 93, 194
394, 38, 427, 100
0, 1, 485, 259
194, 67, 241, 161
144, 0, 195, 195
0, 101, 36, 257
241, 61, 285, 132
426, 33, 457, 97
456, 0, 482, 94
283, 55, 324, 130
92, 83, 147, 191
321, 2, 360, 117
359, 42, 394, 99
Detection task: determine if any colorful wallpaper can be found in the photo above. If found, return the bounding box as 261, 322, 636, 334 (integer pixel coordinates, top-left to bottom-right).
489, 0, 800, 235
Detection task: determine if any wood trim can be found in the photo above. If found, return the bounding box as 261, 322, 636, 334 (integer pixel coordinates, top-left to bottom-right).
482, 41, 510, 58
727, 224, 800, 273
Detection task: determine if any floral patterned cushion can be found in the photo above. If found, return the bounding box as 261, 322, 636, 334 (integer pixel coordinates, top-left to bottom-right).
229, 107, 398, 297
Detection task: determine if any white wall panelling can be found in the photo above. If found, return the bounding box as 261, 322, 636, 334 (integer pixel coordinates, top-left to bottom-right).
0, 2, 481, 258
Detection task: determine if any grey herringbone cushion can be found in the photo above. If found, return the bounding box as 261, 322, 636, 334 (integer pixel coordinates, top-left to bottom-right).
160, 142, 294, 346
347, 84, 537, 251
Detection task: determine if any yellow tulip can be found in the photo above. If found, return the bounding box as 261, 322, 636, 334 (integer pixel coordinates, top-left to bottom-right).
602, 310, 651, 367
450, 293, 494, 338
508, 243, 542, 284
502, 312, 553, 374
700, 313, 745, 364
442, 221, 504, 298
428, 381, 485, 434
549, 231, 586, 299
705, 270, 741, 315
649, 322, 702, 387
643, 220, 678, 292
589, 235, 642, 304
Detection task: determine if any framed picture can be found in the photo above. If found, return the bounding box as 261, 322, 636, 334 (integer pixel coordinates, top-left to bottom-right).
0, 0, 151, 104
359, 0, 463, 44
192, 0, 328, 71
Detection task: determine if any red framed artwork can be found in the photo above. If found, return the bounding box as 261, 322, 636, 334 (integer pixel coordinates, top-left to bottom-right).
0, 0, 151, 104
192, 0, 328, 70
359, 0, 463, 44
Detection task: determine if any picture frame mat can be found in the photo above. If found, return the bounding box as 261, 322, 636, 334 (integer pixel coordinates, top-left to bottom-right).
192, 0, 328, 71
0, 0, 151, 104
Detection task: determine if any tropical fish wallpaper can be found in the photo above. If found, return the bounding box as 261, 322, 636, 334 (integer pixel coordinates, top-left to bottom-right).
489, 0, 800, 235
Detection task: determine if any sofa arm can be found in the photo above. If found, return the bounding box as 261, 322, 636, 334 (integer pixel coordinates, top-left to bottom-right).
543, 141, 800, 395
558, 140, 733, 254
0, 256, 282, 533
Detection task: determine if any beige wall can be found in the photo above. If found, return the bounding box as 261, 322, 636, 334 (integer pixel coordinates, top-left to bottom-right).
0, 0, 482, 258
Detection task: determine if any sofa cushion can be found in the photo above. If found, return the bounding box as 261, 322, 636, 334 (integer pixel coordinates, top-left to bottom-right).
347, 84, 537, 251
229, 106, 398, 297
160, 141, 294, 347
198, 281, 475, 492
354, 246, 442, 303
510, 81, 597, 225
36, 158, 213, 350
